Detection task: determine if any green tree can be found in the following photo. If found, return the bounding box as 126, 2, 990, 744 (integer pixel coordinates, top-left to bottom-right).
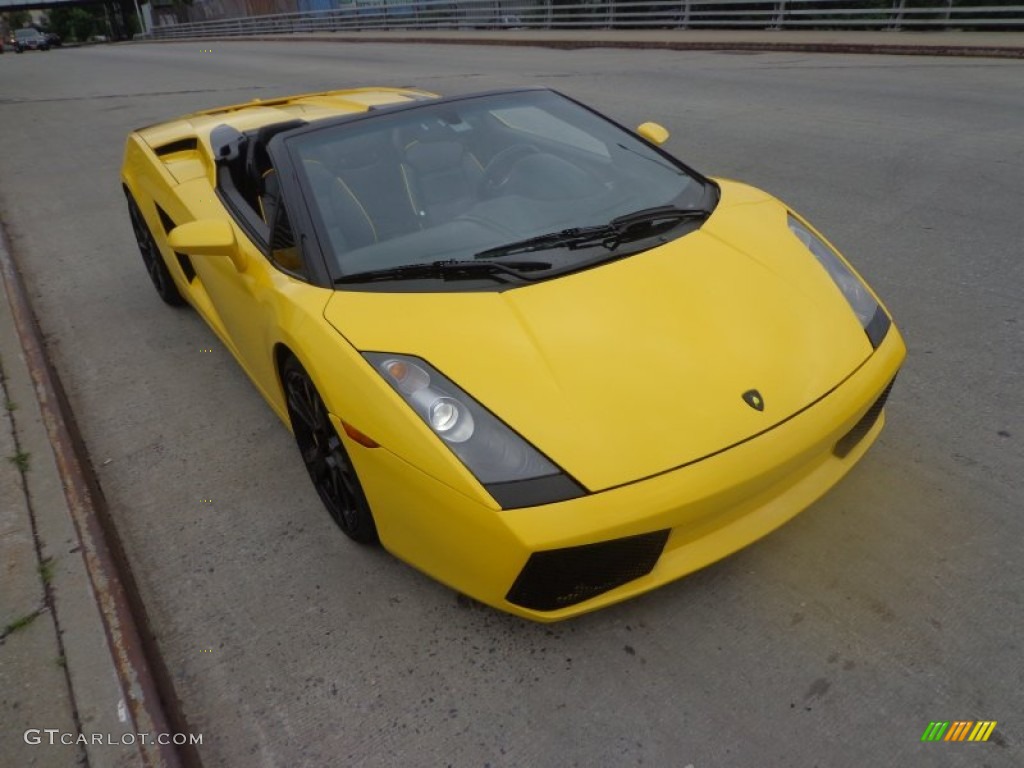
47, 6, 106, 42
3, 10, 33, 31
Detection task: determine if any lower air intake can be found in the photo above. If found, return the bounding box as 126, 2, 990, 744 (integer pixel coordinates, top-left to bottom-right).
506, 530, 670, 612
834, 378, 895, 458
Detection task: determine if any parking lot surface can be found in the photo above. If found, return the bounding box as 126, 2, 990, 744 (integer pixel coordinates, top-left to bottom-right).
0, 42, 1021, 766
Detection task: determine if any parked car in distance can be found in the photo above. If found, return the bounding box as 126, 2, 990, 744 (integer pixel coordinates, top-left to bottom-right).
13, 28, 51, 52
44, 31, 62, 47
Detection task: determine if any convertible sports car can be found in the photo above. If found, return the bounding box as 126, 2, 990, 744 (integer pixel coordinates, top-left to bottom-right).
121, 87, 905, 620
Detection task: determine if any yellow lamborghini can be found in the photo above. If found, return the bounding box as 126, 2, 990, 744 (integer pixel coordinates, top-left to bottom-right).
121, 86, 904, 620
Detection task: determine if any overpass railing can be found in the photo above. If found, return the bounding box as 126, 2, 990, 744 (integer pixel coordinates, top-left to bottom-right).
148, 0, 1024, 39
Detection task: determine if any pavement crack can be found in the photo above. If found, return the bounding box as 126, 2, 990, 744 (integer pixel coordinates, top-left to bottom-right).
0, 244, 91, 767
0, 604, 47, 642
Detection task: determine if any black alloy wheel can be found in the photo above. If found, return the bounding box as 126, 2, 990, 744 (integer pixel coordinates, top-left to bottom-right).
282, 357, 379, 544
125, 193, 186, 307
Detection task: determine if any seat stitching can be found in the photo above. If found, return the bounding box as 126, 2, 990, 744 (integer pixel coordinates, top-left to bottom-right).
333, 175, 378, 243
400, 164, 424, 227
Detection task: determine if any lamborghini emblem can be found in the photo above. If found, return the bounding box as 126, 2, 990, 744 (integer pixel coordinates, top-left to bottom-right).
742, 390, 765, 411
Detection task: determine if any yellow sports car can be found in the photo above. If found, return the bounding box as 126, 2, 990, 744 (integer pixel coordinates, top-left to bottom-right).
121, 86, 904, 620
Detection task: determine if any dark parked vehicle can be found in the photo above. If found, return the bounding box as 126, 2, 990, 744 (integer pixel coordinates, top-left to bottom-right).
44, 31, 62, 47
14, 28, 51, 52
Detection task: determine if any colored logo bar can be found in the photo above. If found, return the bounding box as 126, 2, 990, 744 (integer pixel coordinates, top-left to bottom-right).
921, 721, 997, 742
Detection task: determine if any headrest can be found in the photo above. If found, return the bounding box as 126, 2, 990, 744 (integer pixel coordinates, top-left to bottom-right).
404, 140, 464, 174
262, 169, 279, 197
326, 132, 388, 171
248, 119, 307, 178
301, 159, 337, 189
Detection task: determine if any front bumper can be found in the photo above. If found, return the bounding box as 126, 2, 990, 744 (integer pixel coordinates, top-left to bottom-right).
346, 325, 906, 621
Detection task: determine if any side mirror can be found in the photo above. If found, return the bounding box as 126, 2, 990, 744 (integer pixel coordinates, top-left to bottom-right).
636, 122, 670, 146
167, 220, 244, 271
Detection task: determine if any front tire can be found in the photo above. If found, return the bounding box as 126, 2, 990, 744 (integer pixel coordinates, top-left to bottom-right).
125, 193, 186, 307
282, 356, 379, 544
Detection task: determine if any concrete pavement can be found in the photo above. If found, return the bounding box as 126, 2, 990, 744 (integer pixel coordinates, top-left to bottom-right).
1, 34, 1022, 767
0, 232, 183, 766
0, 286, 82, 766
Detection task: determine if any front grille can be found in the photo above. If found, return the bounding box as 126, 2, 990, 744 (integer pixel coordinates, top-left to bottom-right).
834, 378, 895, 458
506, 530, 670, 612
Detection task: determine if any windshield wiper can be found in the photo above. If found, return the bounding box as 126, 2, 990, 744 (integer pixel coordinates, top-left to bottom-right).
473, 225, 614, 260
474, 205, 711, 260
611, 204, 711, 228
334, 259, 552, 284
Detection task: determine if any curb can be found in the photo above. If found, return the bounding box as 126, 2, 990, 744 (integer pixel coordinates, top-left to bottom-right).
145, 33, 1024, 59
0, 225, 198, 768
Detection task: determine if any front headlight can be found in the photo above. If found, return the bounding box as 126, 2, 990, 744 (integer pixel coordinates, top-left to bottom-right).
364, 352, 585, 509
788, 214, 890, 348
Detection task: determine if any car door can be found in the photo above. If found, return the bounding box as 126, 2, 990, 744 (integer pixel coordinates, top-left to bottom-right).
191, 166, 315, 409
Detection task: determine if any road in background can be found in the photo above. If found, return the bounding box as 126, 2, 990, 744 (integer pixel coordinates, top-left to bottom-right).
0, 42, 1021, 766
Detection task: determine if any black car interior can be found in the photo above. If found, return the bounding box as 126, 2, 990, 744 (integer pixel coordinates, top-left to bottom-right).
209, 92, 701, 280
289, 113, 616, 271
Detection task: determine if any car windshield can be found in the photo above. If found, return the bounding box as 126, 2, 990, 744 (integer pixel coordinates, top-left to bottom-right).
285, 90, 709, 287
16, 29, 40, 40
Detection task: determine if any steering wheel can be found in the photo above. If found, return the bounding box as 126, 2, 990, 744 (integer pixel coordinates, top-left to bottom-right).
480, 144, 539, 197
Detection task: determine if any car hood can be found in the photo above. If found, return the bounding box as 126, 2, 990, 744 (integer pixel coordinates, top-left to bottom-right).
324, 181, 874, 492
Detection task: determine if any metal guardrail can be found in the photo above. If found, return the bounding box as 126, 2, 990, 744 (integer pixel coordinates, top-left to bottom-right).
148, 0, 1024, 38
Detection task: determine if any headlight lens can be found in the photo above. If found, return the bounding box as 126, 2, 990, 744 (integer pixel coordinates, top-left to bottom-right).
788, 214, 890, 347
427, 397, 473, 442
365, 352, 585, 508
